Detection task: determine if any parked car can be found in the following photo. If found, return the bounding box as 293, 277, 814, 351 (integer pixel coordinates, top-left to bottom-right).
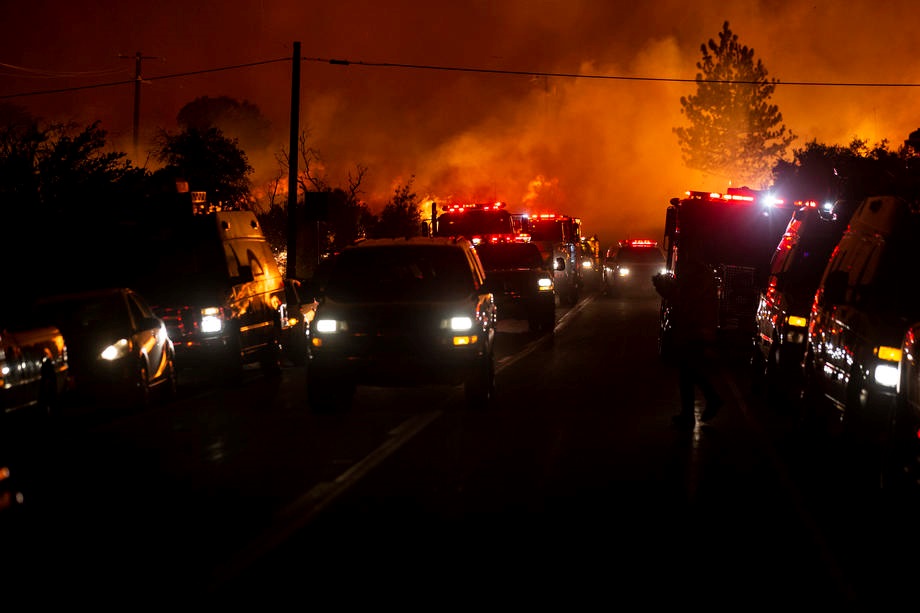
752, 202, 848, 404
602, 239, 666, 297
0, 321, 69, 417
800, 195, 920, 468
32, 288, 177, 411
306, 237, 497, 412
475, 241, 556, 333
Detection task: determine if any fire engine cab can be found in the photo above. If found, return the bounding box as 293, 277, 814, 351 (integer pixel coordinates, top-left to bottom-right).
657, 188, 791, 359
430, 201, 519, 245
522, 212, 583, 306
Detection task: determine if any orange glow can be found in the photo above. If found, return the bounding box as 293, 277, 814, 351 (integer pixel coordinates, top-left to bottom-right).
7, 3, 918, 249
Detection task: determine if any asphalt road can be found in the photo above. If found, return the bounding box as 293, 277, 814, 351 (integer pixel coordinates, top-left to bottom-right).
2, 289, 918, 607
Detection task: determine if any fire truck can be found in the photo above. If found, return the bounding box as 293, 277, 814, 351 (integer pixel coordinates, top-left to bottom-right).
522, 212, 583, 306
429, 201, 519, 244
657, 187, 792, 359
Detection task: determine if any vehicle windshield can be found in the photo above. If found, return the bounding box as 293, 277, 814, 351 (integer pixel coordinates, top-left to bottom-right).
325, 245, 473, 302
616, 247, 665, 265
475, 243, 545, 270
34, 292, 130, 335
528, 220, 565, 242
435, 210, 513, 237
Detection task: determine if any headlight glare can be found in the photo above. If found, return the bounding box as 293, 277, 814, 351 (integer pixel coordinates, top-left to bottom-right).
316, 319, 339, 333
874, 363, 899, 388
101, 338, 130, 361
450, 317, 474, 331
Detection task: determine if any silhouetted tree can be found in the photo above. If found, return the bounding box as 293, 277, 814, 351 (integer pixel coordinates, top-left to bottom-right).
153, 126, 253, 208
373, 177, 422, 238
274, 128, 374, 252
771, 138, 912, 208
0, 116, 148, 293
675, 21, 795, 188
176, 95, 272, 154
0, 104, 44, 210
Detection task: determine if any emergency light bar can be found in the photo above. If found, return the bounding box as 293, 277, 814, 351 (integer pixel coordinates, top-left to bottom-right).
619, 239, 658, 248
442, 201, 507, 212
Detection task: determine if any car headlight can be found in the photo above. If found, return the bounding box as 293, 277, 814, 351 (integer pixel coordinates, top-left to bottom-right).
315, 319, 340, 333
537, 277, 553, 291
101, 338, 131, 361
873, 345, 902, 388
450, 317, 474, 331
874, 364, 899, 388
201, 307, 223, 334
618, 267, 631, 277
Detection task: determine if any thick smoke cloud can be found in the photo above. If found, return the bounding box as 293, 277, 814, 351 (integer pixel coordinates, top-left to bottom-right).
3, 0, 919, 248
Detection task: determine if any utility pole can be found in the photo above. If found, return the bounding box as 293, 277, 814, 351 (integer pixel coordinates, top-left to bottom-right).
286, 41, 301, 280
119, 51, 160, 157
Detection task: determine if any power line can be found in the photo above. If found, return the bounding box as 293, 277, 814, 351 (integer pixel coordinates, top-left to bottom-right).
3, 54, 920, 102
309, 57, 920, 88
0, 57, 290, 100
0, 61, 125, 79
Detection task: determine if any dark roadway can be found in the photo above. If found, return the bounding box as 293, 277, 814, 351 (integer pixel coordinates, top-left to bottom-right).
2, 289, 918, 608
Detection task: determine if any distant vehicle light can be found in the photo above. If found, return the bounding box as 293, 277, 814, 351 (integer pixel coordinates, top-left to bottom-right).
787, 315, 808, 328
618, 267, 631, 277
582, 260, 592, 269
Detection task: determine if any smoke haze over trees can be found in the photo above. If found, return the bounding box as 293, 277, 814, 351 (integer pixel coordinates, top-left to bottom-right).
4, 1, 920, 245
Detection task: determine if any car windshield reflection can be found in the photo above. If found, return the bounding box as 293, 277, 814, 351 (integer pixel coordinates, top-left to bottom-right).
325, 245, 473, 302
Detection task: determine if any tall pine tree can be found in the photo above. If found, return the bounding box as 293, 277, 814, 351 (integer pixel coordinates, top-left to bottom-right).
674, 21, 795, 188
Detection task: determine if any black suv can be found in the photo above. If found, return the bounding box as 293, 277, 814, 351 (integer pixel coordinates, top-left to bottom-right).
753, 203, 847, 403
475, 241, 556, 334
801, 196, 920, 478
306, 237, 497, 412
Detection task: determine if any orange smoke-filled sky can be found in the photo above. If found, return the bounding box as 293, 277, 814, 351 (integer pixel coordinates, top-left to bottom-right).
3, 0, 920, 248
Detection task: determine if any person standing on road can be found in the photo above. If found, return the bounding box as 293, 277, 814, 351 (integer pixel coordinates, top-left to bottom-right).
653, 255, 724, 429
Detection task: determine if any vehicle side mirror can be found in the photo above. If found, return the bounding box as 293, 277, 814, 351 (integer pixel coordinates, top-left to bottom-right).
555, 257, 566, 271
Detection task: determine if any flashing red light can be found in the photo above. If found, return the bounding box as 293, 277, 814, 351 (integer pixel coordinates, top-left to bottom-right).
619, 239, 658, 248
684, 190, 755, 203
443, 201, 507, 213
